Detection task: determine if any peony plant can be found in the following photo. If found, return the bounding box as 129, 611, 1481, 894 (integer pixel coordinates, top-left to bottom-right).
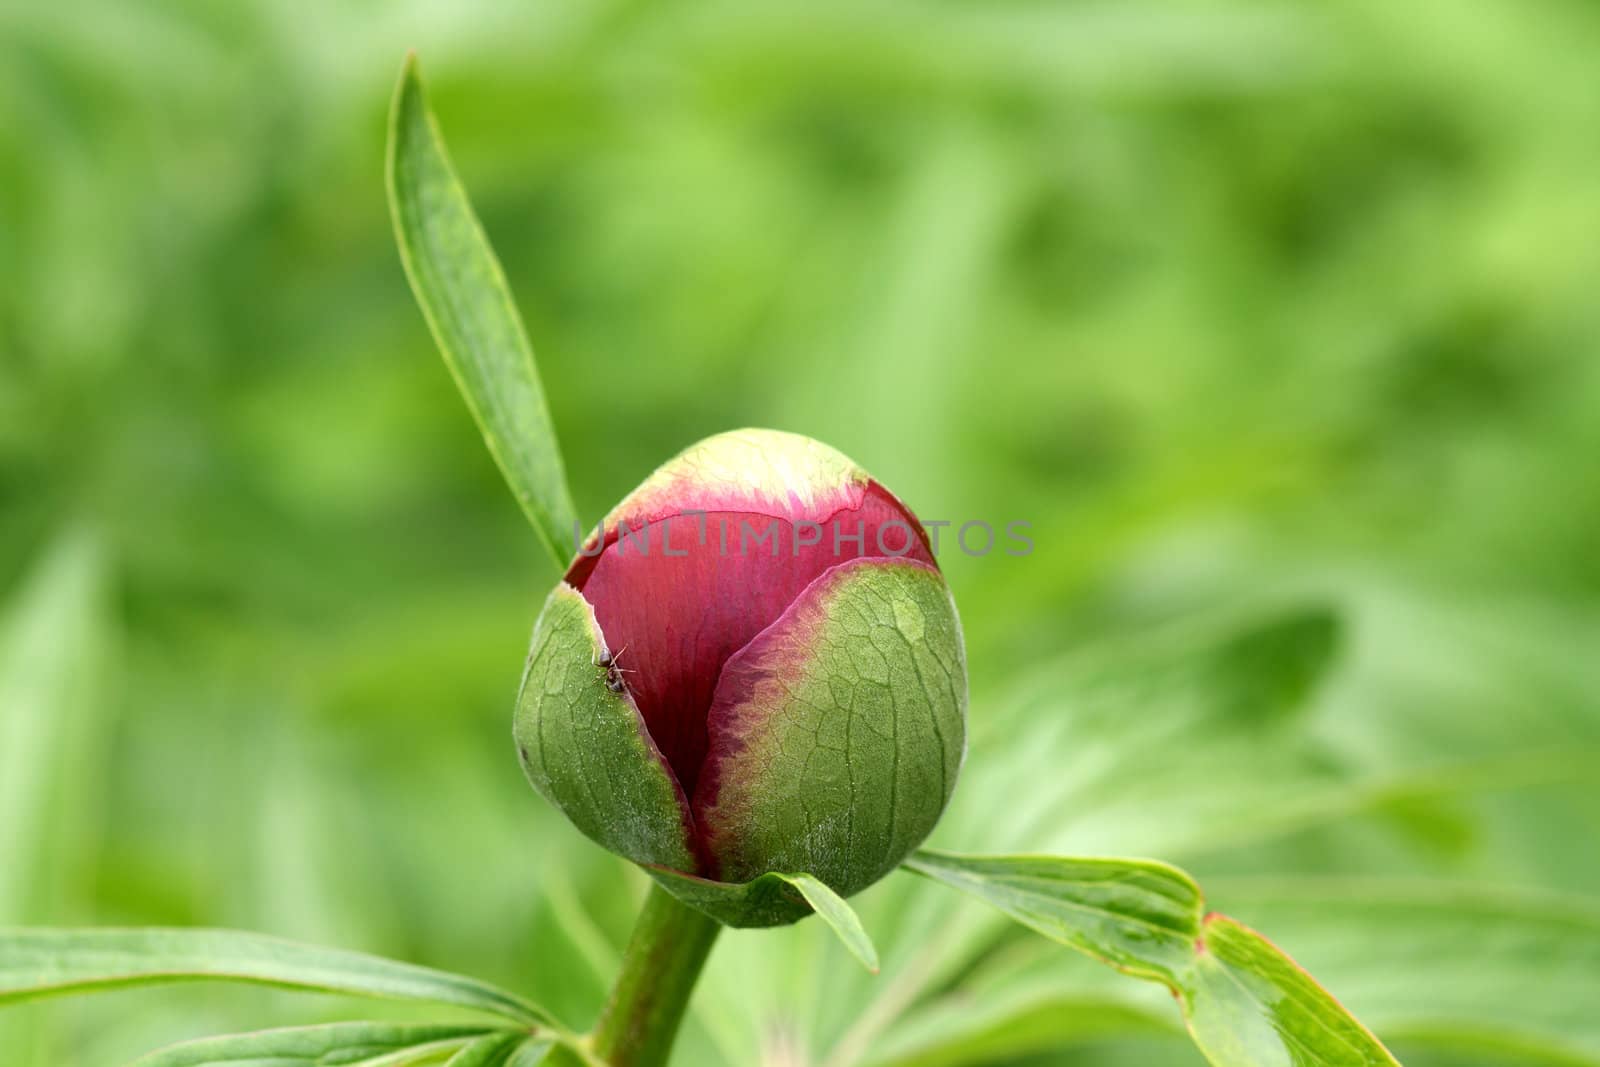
0, 56, 1402, 1067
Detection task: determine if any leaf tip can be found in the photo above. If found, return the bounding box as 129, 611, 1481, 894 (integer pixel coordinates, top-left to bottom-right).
390, 50, 426, 133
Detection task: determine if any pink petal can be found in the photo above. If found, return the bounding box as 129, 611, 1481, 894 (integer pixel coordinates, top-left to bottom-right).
570, 482, 932, 798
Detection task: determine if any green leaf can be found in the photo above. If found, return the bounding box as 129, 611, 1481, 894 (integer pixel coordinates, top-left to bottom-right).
444, 1031, 545, 1067
905, 850, 1400, 1067
955, 606, 1346, 859
1209, 879, 1600, 1064
902, 852, 1202, 984
505, 1037, 577, 1067
863, 990, 1175, 1067
385, 53, 578, 568
0, 928, 551, 1027
1189, 915, 1396, 1067
129, 1022, 500, 1066
350, 1041, 481, 1067
0, 529, 108, 1061
0, 528, 106, 921
773, 874, 879, 973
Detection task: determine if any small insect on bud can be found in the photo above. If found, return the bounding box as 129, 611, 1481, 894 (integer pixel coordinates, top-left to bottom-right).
515, 429, 967, 923
596, 647, 634, 694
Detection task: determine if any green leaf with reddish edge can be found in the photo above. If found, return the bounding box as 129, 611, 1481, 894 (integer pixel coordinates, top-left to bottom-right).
905, 850, 1400, 1067
698, 557, 967, 896
1190, 914, 1397, 1066
128, 1022, 502, 1066
514, 583, 698, 873
386, 54, 577, 569
0, 927, 551, 1027
1210, 879, 1600, 1063
645, 865, 878, 970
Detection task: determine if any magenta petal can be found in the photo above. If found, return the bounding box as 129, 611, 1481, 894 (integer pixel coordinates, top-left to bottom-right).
571, 482, 932, 798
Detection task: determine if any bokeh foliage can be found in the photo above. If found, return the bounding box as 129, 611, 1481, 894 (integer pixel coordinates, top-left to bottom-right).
2, 0, 1599, 1064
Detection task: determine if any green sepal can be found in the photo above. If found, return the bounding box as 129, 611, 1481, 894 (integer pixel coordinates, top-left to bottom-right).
514, 584, 697, 873
643, 866, 812, 929
698, 557, 968, 896
645, 867, 878, 971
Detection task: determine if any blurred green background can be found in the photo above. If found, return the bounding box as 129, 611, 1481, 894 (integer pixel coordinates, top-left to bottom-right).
3, 0, 1599, 1064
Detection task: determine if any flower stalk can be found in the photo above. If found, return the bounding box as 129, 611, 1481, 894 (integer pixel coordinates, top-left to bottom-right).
589, 883, 721, 1067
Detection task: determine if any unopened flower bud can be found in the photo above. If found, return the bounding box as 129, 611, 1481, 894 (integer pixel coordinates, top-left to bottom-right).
515, 430, 966, 919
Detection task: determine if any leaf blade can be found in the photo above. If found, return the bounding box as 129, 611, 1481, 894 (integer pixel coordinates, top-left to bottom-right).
1188, 915, 1397, 1067
0, 927, 551, 1027
903, 850, 1202, 984
905, 850, 1400, 1067
862, 991, 1176, 1067
773, 873, 880, 974
129, 1022, 500, 1067
1209, 878, 1600, 1063
642, 865, 881, 973
385, 53, 577, 567
0, 528, 106, 921
442, 1030, 543, 1067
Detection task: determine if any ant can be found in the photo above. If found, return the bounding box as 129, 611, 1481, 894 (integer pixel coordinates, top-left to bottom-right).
595, 646, 636, 694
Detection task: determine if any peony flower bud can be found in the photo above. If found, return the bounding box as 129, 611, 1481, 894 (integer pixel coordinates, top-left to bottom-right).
515, 429, 967, 920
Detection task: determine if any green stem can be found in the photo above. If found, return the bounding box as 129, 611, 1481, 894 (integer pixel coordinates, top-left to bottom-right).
589, 883, 721, 1067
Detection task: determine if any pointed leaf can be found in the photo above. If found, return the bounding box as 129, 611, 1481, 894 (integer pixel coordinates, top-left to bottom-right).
0, 928, 550, 1026
0, 530, 106, 1061
1211, 879, 1600, 1063
0, 528, 105, 920
906, 850, 1399, 1067
386, 54, 577, 567
642, 866, 878, 972
130, 1022, 499, 1066
772, 873, 879, 973
1189, 915, 1396, 1067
